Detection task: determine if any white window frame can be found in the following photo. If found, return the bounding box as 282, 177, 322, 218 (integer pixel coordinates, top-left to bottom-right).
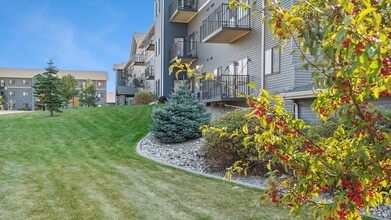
9, 91, 15, 96
265, 47, 280, 75
97, 81, 103, 87
22, 80, 29, 85
9, 79, 15, 85
22, 91, 29, 97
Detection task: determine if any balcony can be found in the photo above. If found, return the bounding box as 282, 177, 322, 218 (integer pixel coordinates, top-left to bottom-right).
169, 40, 198, 64
132, 54, 146, 66
201, 3, 251, 43
201, 74, 250, 103
169, 0, 198, 23
145, 66, 155, 80
144, 35, 155, 51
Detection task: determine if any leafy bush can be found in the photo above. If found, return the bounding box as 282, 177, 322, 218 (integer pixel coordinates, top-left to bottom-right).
305, 116, 339, 141
202, 109, 261, 172
134, 91, 155, 105
151, 84, 211, 143
158, 96, 167, 104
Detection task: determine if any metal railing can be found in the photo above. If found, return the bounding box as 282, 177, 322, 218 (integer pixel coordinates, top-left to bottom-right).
169, 0, 198, 18
145, 66, 155, 79
201, 3, 251, 41
132, 54, 146, 63
201, 74, 250, 100
144, 35, 155, 48
169, 40, 197, 61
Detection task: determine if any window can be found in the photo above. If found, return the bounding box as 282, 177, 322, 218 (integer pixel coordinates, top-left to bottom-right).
272, 47, 280, 73
9, 79, 15, 85
265, 46, 280, 75
9, 91, 15, 96
214, 67, 222, 76
156, 38, 161, 56
22, 80, 29, 85
98, 93, 104, 98
82, 82, 86, 88
155, 0, 160, 17
0, 80, 4, 87
97, 81, 103, 87
22, 91, 29, 97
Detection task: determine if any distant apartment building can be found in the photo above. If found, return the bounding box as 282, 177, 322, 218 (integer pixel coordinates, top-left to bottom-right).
114, 31, 156, 105
114, 0, 391, 123
0, 68, 108, 110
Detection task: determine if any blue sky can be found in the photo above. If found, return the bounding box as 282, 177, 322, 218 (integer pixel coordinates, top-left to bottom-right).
0, 0, 154, 92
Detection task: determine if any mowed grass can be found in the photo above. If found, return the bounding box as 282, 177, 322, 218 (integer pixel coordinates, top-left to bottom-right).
0, 106, 291, 220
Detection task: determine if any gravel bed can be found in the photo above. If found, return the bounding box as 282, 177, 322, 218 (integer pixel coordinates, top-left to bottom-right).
139, 105, 391, 219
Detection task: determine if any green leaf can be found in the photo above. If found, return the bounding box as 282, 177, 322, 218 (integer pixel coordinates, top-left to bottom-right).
335, 27, 348, 45
357, 7, 376, 24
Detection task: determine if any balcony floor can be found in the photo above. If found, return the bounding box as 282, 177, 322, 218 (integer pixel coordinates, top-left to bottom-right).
170, 10, 197, 23
203, 27, 251, 44
202, 96, 246, 103
170, 56, 198, 64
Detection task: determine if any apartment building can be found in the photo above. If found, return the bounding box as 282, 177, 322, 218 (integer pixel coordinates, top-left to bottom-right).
113, 0, 390, 123
114, 32, 157, 105
0, 68, 108, 110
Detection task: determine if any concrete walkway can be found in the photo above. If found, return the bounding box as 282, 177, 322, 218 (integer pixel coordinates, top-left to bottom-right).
0, 110, 28, 115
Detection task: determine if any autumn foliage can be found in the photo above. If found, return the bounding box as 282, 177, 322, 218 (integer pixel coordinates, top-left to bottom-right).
172, 0, 391, 219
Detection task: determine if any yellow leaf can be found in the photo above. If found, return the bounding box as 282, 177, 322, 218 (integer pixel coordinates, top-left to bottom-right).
205, 73, 214, 80
281, 178, 293, 189
248, 82, 255, 89
267, 161, 272, 171
242, 125, 248, 134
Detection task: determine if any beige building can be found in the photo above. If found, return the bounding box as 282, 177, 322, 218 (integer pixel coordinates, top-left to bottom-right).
0, 68, 108, 110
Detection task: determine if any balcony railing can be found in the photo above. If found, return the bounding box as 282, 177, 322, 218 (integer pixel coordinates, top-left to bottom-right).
132, 54, 146, 66
144, 35, 155, 51
169, 0, 198, 23
201, 74, 250, 102
201, 3, 251, 43
145, 66, 155, 80
169, 40, 198, 63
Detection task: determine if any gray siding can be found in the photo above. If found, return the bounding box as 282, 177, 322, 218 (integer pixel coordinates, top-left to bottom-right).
372, 97, 391, 111
187, 0, 263, 94
3, 88, 34, 110
264, 0, 295, 94
297, 98, 319, 124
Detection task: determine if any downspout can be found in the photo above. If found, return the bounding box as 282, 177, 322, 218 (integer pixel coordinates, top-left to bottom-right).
293, 101, 299, 120
261, 0, 265, 90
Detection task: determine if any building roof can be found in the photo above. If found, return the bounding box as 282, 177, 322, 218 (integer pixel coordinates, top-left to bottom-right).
116, 86, 139, 95
106, 92, 116, 103
0, 68, 108, 80
113, 63, 125, 71
281, 82, 319, 100
133, 33, 146, 46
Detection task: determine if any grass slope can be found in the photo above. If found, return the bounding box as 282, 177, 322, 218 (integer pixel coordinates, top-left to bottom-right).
0, 106, 290, 220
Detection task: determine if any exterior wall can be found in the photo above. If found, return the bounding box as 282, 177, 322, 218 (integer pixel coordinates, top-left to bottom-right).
2, 87, 34, 110
156, 0, 188, 97
297, 98, 318, 124
188, 0, 263, 95
263, 0, 296, 94
0, 71, 107, 110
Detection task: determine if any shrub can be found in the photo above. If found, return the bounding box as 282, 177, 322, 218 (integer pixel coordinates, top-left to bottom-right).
158, 96, 167, 104
202, 109, 261, 172
134, 91, 155, 105
151, 84, 211, 143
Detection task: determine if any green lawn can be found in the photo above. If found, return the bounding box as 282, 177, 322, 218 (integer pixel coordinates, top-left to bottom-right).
0, 106, 291, 219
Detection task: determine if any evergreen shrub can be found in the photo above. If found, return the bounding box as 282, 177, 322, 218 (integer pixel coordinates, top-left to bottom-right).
151, 84, 211, 143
